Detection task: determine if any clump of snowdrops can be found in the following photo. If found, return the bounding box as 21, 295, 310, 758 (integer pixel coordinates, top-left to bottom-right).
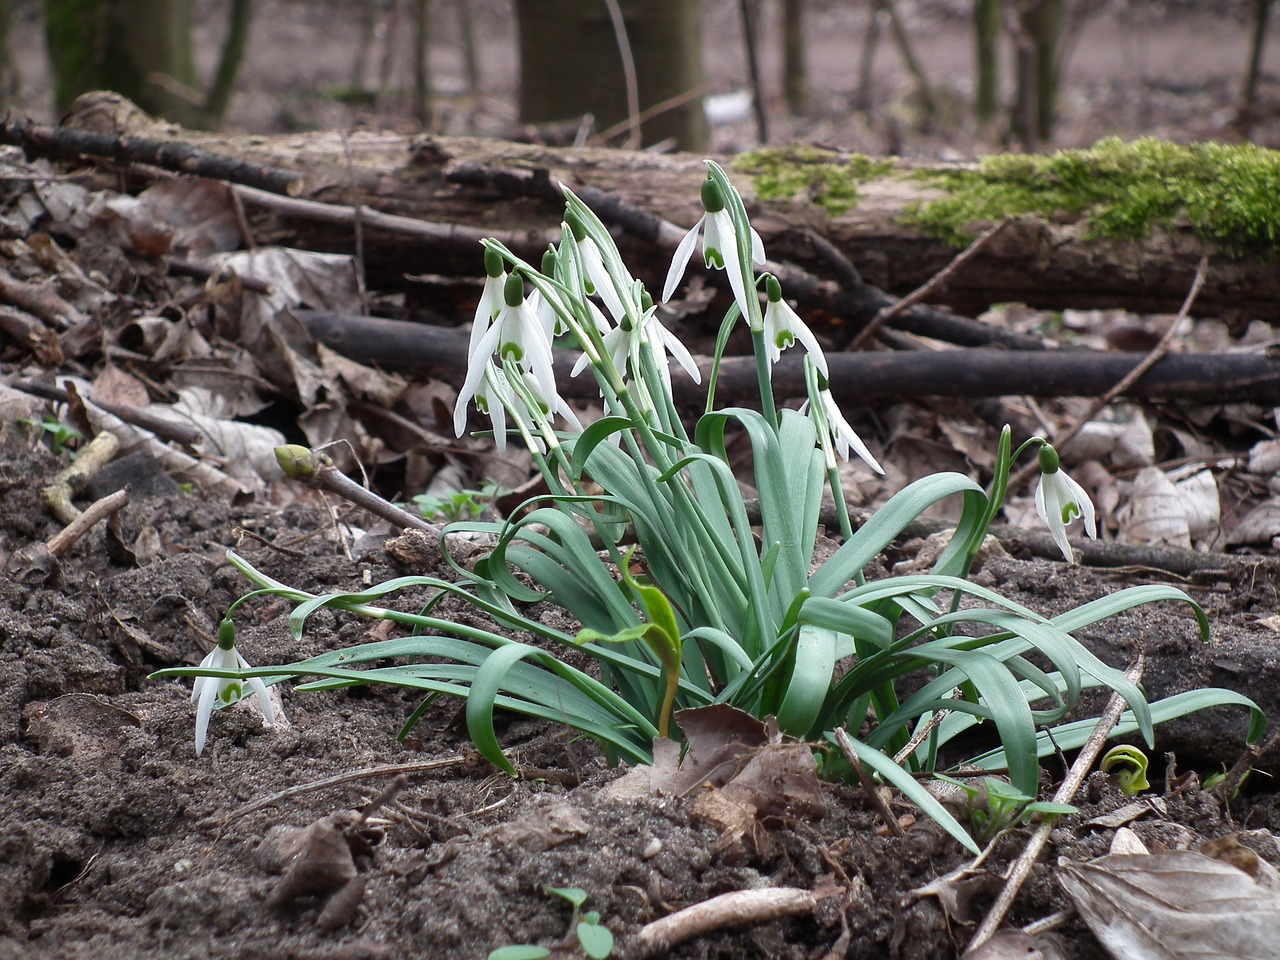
158, 164, 1263, 849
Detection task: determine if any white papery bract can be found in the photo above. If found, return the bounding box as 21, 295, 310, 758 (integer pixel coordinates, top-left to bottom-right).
191, 620, 275, 756
1035, 445, 1098, 562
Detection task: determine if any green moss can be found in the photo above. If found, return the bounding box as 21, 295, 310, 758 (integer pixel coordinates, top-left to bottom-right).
734, 147, 896, 216
906, 137, 1280, 253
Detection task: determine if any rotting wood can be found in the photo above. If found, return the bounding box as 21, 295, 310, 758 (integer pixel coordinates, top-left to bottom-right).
19, 97, 1278, 326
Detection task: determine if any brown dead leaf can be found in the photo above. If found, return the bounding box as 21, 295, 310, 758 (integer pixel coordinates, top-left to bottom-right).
1058, 850, 1280, 960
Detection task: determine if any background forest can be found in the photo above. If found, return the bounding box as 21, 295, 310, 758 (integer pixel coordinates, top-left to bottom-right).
2, 0, 1274, 157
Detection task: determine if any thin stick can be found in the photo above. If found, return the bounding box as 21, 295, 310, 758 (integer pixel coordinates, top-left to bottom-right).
834, 727, 906, 838
847, 219, 1011, 351
600, 0, 642, 149
275, 444, 442, 539
1009, 255, 1210, 493
966, 657, 1144, 950
739, 0, 770, 142
630, 884, 832, 957
45, 488, 130, 558
221, 755, 470, 820
231, 183, 553, 255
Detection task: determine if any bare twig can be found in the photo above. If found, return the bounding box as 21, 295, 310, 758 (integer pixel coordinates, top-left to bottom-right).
222, 755, 471, 821
600, 0, 642, 149
847, 219, 1011, 351
46, 488, 131, 558
231, 183, 552, 256
40, 431, 121, 524
629, 883, 836, 958
965, 657, 1144, 951
274, 444, 442, 540
1010, 255, 1210, 492
834, 727, 906, 837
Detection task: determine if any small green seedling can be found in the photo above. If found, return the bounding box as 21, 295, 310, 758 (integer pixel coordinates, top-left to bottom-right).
488, 886, 614, 960
412, 481, 500, 523
1204, 767, 1252, 801
19, 416, 83, 455
937, 775, 1077, 845
1100, 745, 1150, 796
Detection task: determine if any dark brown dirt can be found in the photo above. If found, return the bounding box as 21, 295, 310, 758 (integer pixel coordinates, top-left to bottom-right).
1, 439, 1276, 960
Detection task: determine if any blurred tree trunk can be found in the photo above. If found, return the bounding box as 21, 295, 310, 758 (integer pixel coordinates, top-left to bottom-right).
44, 0, 251, 129
974, 0, 1000, 124
0, 0, 13, 108
515, 0, 709, 151
414, 0, 432, 128
782, 0, 806, 115
1011, 0, 1062, 148
1237, 0, 1275, 133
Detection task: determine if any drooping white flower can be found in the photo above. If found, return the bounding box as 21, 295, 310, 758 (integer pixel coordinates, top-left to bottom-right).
1035, 444, 1097, 562
468, 247, 507, 360
662, 172, 765, 323
805, 382, 883, 475
455, 273, 560, 441
571, 299, 701, 388
191, 619, 276, 756
763, 275, 828, 377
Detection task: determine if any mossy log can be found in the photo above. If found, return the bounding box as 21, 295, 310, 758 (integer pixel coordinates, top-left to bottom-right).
37, 99, 1280, 327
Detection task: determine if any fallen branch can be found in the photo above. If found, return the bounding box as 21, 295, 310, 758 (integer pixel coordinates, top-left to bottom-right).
232, 184, 555, 258
628, 884, 834, 958
40, 431, 121, 525
297, 310, 1280, 405
0, 116, 302, 196
446, 161, 1046, 352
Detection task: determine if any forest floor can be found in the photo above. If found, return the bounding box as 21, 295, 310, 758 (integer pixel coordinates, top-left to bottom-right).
4, 2, 1280, 959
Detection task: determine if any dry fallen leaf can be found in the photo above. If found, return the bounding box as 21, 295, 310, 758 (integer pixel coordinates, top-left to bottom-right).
1058, 850, 1280, 960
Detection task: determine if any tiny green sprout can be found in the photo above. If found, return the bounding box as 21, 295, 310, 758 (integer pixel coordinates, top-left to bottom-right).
488, 887, 613, 960
412, 482, 500, 523
937, 775, 1076, 845
19, 415, 84, 455
1204, 767, 1252, 801
1101, 745, 1151, 796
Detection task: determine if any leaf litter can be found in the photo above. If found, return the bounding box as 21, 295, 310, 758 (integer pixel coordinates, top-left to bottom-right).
4, 138, 1280, 959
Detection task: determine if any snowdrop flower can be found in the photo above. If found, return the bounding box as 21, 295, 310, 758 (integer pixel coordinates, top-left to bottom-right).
455, 273, 559, 441
662, 172, 765, 323
1035, 443, 1097, 562
805, 376, 883, 475
763, 275, 828, 377
192, 618, 275, 756
571, 295, 701, 388
565, 209, 628, 325
468, 247, 507, 360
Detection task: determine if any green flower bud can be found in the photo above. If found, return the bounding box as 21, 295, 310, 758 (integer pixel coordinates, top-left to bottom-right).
565, 208, 587, 241
217, 617, 237, 651
541, 246, 559, 276
503, 273, 525, 308
640, 289, 654, 312
700, 176, 726, 213
483, 246, 505, 279
765, 274, 783, 303
1038, 443, 1060, 475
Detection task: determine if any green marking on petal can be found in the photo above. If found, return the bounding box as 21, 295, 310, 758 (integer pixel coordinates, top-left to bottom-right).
1061, 502, 1080, 523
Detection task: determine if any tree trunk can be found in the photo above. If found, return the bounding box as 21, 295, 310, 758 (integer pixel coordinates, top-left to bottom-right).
974, 0, 1001, 125
514, 0, 709, 151
45, 0, 201, 125
782, 0, 806, 115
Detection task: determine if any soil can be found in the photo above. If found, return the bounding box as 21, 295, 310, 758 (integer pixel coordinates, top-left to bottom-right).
1, 438, 1276, 960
